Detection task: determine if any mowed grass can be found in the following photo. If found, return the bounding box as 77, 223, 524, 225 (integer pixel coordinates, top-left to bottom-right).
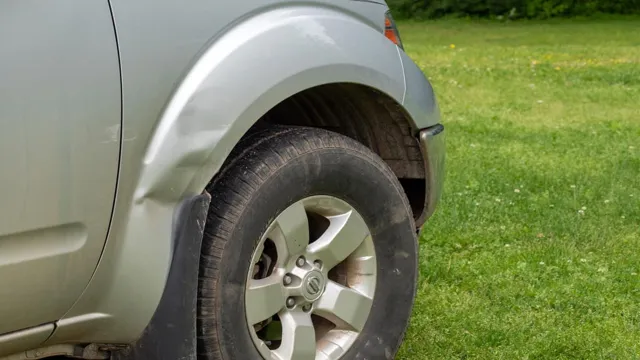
397, 18, 640, 359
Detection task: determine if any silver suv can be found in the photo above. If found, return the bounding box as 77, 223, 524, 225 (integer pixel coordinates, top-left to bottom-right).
0, 1, 444, 359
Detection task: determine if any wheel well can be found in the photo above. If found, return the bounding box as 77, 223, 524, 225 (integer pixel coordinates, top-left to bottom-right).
254, 83, 426, 221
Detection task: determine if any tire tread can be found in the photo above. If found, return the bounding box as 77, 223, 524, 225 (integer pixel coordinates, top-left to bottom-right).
197, 126, 415, 360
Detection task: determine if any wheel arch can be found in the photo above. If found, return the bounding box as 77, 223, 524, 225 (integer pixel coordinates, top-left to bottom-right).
138, 6, 429, 225
140, 7, 409, 206
254, 83, 427, 223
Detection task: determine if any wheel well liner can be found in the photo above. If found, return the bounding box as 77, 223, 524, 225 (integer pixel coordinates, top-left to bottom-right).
255, 83, 426, 221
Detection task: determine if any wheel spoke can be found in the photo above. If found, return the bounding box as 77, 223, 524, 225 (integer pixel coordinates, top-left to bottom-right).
274, 311, 316, 360
307, 211, 369, 270
272, 200, 310, 261
245, 275, 285, 325
314, 281, 373, 332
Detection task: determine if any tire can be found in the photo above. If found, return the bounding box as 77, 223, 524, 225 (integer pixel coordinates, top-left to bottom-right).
197, 126, 418, 360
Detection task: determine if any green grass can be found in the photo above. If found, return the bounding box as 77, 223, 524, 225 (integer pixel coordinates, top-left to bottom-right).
398, 18, 640, 359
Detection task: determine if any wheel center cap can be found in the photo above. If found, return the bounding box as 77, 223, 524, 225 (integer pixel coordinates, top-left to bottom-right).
302, 270, 325, 301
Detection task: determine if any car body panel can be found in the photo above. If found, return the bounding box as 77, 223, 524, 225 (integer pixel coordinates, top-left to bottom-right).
45, 0, 410, 345
399, 50, 441, 129
0, 324, 55, 358
0, 0, 444, 354
0, 0, 120, 340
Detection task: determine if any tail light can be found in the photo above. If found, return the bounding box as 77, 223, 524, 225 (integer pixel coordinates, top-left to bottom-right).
384, 11, 404, 50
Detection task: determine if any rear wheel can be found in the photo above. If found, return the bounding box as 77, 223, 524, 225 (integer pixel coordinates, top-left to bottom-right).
197, 126, 418, 360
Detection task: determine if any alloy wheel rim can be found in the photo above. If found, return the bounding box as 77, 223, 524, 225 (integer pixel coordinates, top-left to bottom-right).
245, 195, 377, 360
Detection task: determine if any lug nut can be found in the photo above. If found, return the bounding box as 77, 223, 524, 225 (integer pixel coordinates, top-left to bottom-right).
296, 256, 306, 267
302, 304, 312, 312
286, 297, 296, 308
283, 275, 292, 286
313, 260, 323, 269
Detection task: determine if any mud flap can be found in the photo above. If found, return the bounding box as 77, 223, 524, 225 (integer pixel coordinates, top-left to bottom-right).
111, 192, 211, 360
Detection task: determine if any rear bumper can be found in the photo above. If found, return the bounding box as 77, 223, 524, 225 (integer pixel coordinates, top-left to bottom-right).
415, 124, 445, 226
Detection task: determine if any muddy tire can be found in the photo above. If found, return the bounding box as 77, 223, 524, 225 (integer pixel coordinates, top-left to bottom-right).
197, 126, 418, 360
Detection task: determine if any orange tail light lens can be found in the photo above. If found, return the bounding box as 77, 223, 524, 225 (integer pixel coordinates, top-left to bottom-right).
384, 12, 403, 50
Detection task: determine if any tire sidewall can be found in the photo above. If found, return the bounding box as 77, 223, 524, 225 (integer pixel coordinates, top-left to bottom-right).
208, 143, 418, 359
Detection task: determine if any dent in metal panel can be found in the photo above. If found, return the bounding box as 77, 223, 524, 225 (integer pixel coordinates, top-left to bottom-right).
141, 7, 405, 202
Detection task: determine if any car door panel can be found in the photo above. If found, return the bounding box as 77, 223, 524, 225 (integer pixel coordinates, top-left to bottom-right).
0, 0, 120, 335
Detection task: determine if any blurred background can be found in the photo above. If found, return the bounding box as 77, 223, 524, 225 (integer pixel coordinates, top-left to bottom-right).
389, 1, 640, 359
389, 0, 639, 19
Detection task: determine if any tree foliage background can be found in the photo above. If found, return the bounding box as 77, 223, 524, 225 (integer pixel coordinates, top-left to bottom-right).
388, 0, 640, 18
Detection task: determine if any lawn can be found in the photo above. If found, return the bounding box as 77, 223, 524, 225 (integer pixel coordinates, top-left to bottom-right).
397, 18, 640, 359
